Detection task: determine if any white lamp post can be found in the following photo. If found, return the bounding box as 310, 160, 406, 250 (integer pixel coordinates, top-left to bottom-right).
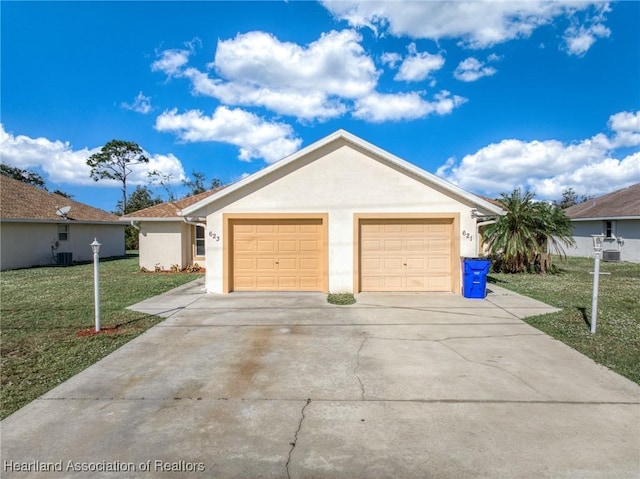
90, 238, 101, 332
590, 234, 605, 334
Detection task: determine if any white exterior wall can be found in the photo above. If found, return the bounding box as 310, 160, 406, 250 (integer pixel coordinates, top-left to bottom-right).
199, 143, 480, 293
566, 220, 640, 263
0, 222, 125, 271
138, 221, 190, 270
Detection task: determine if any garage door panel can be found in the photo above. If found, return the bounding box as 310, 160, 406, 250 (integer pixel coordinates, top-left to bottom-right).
406, 224, 427, 233
278, 224, 297, 234
235, 240, 254, 252
299, 240, 319, 251
300, 224, 320, 234
362, 257, 381, 270
406, 239, 427, 252
428, 257, 449, 271
362, 239, 382, 252
234, 276, 255, 289
256, 224, 276, 234
383, 257, 404, 269
384, 240, 403, 251
406, 257, 426, 270
278, 240, 297, 253
428, 224, 450, 234
406, 276, 426, 289
300, 258, 319, 270
299, 276, 320, 288
256, 276, 277, 288
256, 258, 276, 270
383, 276, 403, 289
232, 219, 324, 292
428, 239, 449, 252
361, 276, 381, 289
278, 276, 297, 288
257, 240, 276, 252
427, 276, 450, 291
384, 224, 403, 233
360, 219, 452, 292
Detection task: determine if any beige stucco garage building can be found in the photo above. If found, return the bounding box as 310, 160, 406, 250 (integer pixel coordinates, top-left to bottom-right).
176, 130, 502, 294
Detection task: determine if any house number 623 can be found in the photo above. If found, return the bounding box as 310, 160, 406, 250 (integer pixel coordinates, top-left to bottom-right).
208, 231, 220, 242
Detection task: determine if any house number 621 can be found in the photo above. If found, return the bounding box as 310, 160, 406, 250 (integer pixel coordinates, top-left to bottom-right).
208, 231, 220, 242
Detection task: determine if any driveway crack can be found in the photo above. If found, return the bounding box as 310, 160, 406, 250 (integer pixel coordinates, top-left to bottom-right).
437, 341, 551, 400
286, 398, 311, 479
354, 335, 368, 400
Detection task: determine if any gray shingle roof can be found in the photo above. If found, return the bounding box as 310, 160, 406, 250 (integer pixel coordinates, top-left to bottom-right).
564, 183, 640, 219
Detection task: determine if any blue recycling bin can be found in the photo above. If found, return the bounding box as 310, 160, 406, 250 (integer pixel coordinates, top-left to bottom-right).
462, 257, 491, 299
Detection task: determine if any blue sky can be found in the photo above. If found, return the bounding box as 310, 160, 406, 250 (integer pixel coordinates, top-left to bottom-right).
1, 1, 639, 212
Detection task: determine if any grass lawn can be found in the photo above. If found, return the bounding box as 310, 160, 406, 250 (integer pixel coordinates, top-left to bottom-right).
489, 256, 640, 385
1, 256, 202, 420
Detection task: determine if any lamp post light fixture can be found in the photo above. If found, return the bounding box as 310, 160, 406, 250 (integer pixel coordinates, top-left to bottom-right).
90, 238, 101, 332
590, 234, 605, 334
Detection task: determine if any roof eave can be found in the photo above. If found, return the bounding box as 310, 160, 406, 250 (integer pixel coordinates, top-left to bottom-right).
1, 218, 124, 225
119, 216, 184, 222
570, 216, 640, 221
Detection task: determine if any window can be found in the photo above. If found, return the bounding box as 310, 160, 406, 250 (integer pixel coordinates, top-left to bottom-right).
603, 220, 616, 238
58, 224, 69, 241
194, 226, 205, 257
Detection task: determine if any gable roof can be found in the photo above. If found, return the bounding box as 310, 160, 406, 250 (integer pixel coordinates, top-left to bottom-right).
1, 175, 121, 224
564, 183, 640, 220
121, 187, 223, 221
182, 129, 504, 217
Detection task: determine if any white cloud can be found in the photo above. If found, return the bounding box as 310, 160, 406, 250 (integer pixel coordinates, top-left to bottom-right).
322, 1, 610, 51
563, 23, 611, 56
353, 90, 466, 122
154, 107, 302, 163
436, 110, 640, 200
562, 4, 611, 56
0, 124, 185, 187
152, 29, 467, 129
153, 30, 378, 122
151, 48, 192, 77
121, 91, 152, 114
607, 111, 640, 147
454, 57, 497, 82
394, 43, 445, 82
381, 52, 402, 68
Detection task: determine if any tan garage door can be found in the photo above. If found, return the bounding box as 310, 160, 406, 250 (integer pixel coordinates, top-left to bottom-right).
360, 219, 452, 292
231, 219, 324, 291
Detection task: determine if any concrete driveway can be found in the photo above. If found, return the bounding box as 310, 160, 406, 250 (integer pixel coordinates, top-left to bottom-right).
2, 280, 639, 478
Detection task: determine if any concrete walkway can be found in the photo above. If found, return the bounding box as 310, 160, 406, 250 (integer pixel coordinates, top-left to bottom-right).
1, 280, 638, 478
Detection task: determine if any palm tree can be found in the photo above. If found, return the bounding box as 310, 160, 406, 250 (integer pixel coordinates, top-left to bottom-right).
483, 188, 575, 273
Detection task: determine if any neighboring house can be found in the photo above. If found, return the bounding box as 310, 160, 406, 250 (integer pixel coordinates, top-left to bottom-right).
563, 183, 640, 263
133, 130, 503, 294
0, 175, 126, 270
122, 189, 221, 271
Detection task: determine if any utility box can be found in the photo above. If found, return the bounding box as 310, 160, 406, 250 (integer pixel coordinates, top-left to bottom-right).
602, 250, 620, 262
57, 252, 73, 266
462, 257, 491, 299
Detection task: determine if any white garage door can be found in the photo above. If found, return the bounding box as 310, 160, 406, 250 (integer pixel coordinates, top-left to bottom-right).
231, 218, 325, 291
360, 219, 453, 292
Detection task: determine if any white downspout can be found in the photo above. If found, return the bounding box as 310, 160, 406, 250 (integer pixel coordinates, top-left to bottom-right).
183, 217, 206, 229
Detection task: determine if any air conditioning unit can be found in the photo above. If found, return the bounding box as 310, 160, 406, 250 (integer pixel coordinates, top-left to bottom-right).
602, 250, 620, 262
57, 252, 73, 266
